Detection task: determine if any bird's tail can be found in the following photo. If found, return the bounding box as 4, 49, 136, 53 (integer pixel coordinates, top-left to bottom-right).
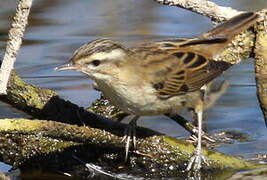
201, 12, 259, 40
179, 12, 259, 59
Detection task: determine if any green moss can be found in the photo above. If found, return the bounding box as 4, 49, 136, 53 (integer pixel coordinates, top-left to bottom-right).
163, 136, 265, 170
5, 72, 57, 111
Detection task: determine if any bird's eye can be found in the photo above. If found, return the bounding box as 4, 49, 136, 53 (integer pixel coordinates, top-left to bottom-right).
91, 60, 101, 66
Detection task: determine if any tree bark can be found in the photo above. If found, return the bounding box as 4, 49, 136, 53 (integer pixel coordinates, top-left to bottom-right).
254, 10, 267, 126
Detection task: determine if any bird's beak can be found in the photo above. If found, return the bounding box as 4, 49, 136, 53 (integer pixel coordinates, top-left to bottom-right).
54, 62, 79, 71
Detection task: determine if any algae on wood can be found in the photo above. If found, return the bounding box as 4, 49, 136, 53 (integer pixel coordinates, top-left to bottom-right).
0, 119, 266, 179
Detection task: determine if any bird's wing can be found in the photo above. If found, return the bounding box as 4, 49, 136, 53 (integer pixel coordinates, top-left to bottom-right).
148, 51, 231, 98
130, 12, 258, 98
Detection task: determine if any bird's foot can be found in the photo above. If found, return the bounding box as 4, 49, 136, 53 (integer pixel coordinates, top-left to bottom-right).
121, 120, 137, 161
186, 147, 208, 171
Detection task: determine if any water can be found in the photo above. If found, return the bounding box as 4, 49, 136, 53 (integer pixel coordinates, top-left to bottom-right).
0, 0, 266, 178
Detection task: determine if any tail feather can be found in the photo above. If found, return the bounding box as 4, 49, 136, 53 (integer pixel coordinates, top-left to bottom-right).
180, 37, 227, 47
178, 12, 259, 59
201, 12, 259, 39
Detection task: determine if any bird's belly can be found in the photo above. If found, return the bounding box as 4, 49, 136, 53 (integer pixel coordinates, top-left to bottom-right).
98, 81, 187, 116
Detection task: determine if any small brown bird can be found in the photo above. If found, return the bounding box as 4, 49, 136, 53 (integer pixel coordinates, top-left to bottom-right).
55, 12, 258, 170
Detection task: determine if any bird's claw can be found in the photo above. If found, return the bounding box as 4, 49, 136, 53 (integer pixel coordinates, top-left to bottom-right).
186, 148, 208, 171
121, 120, 137, 161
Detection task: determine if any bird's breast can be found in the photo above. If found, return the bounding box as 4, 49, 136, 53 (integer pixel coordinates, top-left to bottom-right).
95, 78, 188, 116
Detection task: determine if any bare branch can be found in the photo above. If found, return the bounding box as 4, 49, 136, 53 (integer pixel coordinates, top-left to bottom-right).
154, 0, 241, 22
0, 0, 33, 94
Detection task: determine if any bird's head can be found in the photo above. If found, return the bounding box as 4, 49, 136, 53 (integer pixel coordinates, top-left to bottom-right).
55, 39, 130, 81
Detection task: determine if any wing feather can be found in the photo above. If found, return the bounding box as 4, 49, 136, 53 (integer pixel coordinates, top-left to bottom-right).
155, 52, 231, 98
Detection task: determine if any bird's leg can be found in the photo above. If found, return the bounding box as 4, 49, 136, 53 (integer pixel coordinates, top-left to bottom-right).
200, 84, 209, 102
187, 109, 215, 143
166, 112, 215, 143
186, 103, 208, 171
121, 115, 140, 161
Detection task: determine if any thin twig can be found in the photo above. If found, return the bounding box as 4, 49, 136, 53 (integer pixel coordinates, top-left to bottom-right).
154, 0, 241, 22
0, 0, 33, 94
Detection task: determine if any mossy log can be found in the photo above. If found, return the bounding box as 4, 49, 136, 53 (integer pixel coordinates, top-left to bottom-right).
0, 119, 266, 179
